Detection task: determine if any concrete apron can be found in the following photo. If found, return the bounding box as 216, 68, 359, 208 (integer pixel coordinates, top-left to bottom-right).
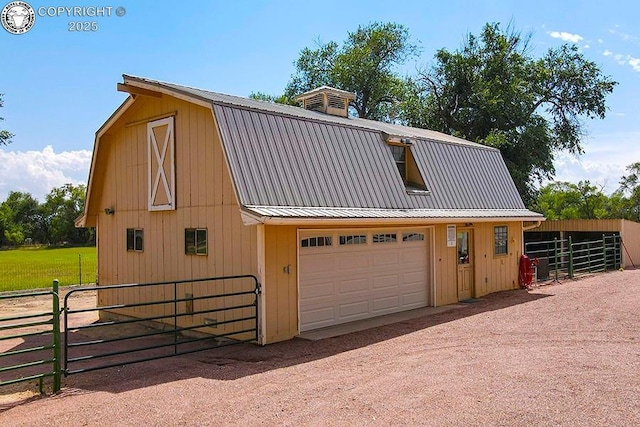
297, 304, 467, 341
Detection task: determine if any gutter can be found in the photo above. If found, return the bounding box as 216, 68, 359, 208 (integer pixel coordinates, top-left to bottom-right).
240, 208, 545, 227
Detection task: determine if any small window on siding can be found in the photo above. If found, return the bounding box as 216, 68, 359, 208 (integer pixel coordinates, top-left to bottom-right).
126, 228, 144, 252
494, 226, 508, 255
403, 232, 425, 242
300, 236, 332, 248
373, 233, 397, 243
185, 228, 208, 255
340, 235, 367, 245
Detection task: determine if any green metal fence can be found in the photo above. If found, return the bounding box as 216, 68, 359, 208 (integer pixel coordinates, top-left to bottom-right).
525, 235, 622, 282
63, 275, 260, 376
0, 280, 61, 394
1, 275, 260, 395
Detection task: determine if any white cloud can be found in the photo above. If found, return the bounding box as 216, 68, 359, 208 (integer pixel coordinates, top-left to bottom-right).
584, 44, 590, 49
608, 27, 638, 42
602, 49, 640, 72
0, 146, 91, 201
551, 131, 640, 194
548, 31, 584, 43
627, 56, 640, 72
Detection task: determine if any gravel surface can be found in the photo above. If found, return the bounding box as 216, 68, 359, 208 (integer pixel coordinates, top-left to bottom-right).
1, 270, 640, 426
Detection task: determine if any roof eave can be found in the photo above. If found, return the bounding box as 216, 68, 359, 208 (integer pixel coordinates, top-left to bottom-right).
239, 207, 545, 226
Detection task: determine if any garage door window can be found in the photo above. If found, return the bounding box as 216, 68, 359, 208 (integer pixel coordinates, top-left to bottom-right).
373, 233, 397, 243
301, 236, 332, 248
339, 234, 367, 245
403, 232, 424, 242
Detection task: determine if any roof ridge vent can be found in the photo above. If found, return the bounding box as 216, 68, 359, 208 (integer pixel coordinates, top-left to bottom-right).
295, 86, 355, 118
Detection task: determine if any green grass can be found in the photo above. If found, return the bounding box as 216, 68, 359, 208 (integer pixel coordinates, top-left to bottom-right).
0, 246, 97, 292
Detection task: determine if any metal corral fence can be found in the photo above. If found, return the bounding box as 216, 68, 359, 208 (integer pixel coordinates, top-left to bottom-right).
0, 280, 61, 393
64, 275, 260, 375
0, 275, 259, 395
525, 235, 622, 283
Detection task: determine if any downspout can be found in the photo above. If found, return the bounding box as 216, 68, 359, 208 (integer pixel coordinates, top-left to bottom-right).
523, 220, 543, 231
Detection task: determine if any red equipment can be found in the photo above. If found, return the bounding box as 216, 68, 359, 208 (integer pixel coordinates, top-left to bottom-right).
518, 255, 539, 289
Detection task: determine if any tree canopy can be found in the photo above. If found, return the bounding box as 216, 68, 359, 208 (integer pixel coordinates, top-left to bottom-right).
0, 184, 94, 247
401, 23, 617, 205
533, 162, 640, 221
284, 22, 419, 121
618, 162, 640, 221
0, 93, 13, 146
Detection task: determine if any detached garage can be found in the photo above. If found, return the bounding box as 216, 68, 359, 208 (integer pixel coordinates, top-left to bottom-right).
78, 75, 543, 344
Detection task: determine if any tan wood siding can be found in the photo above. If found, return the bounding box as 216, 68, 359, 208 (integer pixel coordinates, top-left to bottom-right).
433, 224, 459, 305
620, 220, 640, 268
433, 222, 522, 305
472, 222, 521, 297
263, 225, 298, 343
92, 95, 258, 335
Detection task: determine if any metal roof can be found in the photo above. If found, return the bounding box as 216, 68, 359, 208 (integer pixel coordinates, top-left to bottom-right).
121, 75, 543, 220
123, 75, 486, 148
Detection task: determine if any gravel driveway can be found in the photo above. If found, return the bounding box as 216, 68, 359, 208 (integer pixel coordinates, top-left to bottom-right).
1, 269, 640, 426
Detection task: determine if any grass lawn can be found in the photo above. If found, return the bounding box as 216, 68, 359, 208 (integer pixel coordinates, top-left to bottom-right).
0, 246, 97, 292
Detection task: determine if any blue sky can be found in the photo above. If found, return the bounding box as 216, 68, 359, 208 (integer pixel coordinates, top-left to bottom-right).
1, 0, 639, 201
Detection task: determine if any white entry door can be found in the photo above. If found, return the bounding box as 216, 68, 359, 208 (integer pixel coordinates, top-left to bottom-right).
298, 228, 431, 332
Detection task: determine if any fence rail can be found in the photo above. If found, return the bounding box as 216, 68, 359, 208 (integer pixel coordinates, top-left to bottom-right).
525, 235, 622, 283
1, 275, 260, 395
0, 280, 61, 393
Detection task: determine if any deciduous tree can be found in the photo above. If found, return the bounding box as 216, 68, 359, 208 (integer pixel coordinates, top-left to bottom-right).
401, 23, 617, 205
284, 22, 419, 121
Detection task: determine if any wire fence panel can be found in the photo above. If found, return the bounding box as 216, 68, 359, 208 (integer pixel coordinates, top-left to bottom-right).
0, 252, 96, 292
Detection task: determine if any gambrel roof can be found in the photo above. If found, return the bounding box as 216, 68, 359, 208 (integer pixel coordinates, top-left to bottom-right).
79, 75, 543, 226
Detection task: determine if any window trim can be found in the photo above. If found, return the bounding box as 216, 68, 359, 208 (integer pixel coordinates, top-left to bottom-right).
185, 228, 208, 256
147, 116, 176, 211
494, 225, 509, 256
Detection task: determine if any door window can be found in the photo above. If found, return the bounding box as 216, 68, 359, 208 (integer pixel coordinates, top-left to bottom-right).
457, 231, 470, 265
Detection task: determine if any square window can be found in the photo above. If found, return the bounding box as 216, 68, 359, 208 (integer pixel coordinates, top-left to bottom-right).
126, 228, 144, 252
494, 226, 508, 255
185, 228, 207, 255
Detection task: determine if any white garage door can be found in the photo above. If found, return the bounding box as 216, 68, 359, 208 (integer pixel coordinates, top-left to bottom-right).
299, 228, 431, 332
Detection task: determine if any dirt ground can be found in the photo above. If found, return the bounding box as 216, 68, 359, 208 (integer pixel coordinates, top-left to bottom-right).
1, 270, 640, 426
